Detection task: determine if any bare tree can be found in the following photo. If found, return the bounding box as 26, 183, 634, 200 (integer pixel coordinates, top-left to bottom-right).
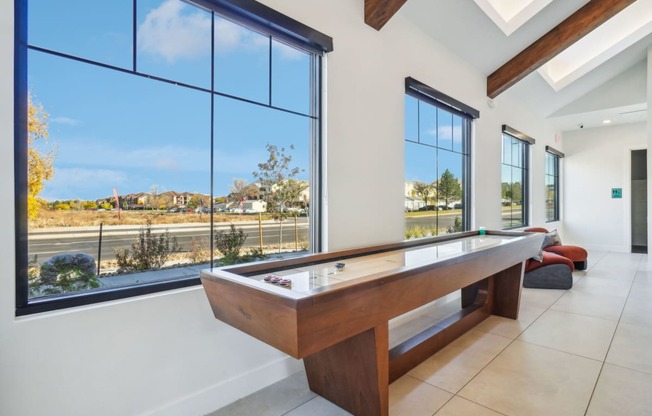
150, 185, 160, 210
412, 180, 435, 207
230, 178, 260, 203
253, 144, 304, 252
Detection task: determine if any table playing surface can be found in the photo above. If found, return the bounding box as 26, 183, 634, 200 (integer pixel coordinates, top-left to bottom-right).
215, 233, 529, 297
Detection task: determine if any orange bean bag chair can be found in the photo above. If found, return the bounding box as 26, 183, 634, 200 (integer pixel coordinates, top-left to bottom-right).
525, 227, 588, 271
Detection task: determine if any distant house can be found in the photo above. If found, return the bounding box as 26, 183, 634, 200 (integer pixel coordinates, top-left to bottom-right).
242, 200, 267, 213
254, 180, 310, 208
96, 191, 209, 210
405, 196, 425, 212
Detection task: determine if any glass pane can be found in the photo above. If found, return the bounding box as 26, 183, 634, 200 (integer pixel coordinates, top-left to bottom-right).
406, 95, 470, 239
405, 142, 438, 237
418, 101, 437, 146
501, 164, 512, 227
511, 166, 524, 226
545, 153, 552, 174
511, 138, 522, 168
27, 50, 211, 299
137, 0, 212, 88
28, 0, 132, 69
437, 108, 453, 150
271, 39, 310, 114
214, 96, 310, 255
502, 135, 511, 165
438, 150, 464, 233
545, 174, 555, 221
214, 16, 270, 104
452, 115, 463, 153
405, 96, 419, 142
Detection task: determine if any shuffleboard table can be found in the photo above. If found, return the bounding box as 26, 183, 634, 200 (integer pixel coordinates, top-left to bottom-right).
201, 230, 544, 416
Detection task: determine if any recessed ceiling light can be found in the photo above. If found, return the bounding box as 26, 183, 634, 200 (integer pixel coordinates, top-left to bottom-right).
603, 119, 612, 124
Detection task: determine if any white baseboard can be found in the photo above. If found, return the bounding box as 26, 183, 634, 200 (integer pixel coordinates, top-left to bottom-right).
139, 356, 304, 416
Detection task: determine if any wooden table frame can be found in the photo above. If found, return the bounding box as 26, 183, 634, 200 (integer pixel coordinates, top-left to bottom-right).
201, 231, 543, 416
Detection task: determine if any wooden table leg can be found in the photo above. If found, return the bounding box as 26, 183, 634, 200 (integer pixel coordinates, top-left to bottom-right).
491, 262, 524, 319
304, 324, 389, 416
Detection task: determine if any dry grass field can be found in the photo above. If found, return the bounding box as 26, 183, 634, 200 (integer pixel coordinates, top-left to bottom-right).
29, 209, 267, 228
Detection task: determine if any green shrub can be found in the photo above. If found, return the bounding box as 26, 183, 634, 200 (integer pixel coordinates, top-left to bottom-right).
446, 216, 463, 233
189, 237, 210, 263
405, 225, 440, 240
236, 247, 268, 265
116, 220, 180, 271
214, 224, 247, 264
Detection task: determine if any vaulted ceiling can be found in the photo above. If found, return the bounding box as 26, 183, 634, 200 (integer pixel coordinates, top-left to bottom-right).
365, 0, 651, 132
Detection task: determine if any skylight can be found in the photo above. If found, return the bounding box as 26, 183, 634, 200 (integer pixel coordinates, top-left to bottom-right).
473, 0, 553, 36
537, 0, 652, 92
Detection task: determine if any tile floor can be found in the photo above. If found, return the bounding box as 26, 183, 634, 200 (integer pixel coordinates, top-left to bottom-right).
209, 250, 652, 416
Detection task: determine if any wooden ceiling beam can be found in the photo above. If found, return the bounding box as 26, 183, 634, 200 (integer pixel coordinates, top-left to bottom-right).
487, 0, 637, 98
365, 0, 408, 31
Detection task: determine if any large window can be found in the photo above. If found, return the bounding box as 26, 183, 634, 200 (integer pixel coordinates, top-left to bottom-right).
404, 78, 477, 239
545, 146, 563, 222
16, 0, 332, 314
501, 125, 533, 229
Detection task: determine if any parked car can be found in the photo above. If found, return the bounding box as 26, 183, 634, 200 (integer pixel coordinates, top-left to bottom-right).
230, 207, 244, 214
286, 207, 306, 215
168, 207, 180, 213
195, 206, 210, 214
418, 205, 436, 211
244, 208, 258, 214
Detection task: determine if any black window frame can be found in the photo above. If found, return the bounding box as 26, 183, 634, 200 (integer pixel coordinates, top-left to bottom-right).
545, 145, 563, 222
404, 77, 478, 233
501, 125, 533, 230
14, 0, 332, 316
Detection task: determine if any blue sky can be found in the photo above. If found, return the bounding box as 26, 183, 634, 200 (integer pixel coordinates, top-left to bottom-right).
28, 0, 311, 201
27, 0, 462, 202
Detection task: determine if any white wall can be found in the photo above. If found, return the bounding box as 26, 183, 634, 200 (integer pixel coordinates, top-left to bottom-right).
0, 1, 561, 415
563, 123, 647, 251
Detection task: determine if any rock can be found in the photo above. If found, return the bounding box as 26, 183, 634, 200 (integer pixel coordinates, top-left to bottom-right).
40, 253, 96, 283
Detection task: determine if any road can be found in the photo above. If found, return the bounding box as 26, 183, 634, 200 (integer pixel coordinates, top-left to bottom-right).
28, 220, 310, 263
28, 212, 466, 263
406, 213, 458, 230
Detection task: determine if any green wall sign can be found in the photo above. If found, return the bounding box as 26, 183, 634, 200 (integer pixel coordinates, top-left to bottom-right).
612, 188, 622, 199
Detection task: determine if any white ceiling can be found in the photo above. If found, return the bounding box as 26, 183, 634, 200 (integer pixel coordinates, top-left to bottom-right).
399, 0, 651, 132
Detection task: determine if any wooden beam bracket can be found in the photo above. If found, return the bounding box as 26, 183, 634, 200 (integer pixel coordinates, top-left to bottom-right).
364, 0, 408, 31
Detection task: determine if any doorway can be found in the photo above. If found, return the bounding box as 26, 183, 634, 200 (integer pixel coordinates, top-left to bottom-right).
631, 149, 647, 253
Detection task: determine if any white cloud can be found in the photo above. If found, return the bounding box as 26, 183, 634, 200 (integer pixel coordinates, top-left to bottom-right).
214, 148, 266, 175
50, 116, 80, 126
41, 168, 128, 201
54, 138, 210, 173
137, 0, 303, 63
214, 16, 268, 54
425, 125, 463, 142
137, 0, 211, 63
273, 41, 306, 61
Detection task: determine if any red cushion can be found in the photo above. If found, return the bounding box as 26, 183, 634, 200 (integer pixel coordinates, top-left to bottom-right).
525, 227, 549, 233
544, 245, 588, 262
526, 251, 575, 273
